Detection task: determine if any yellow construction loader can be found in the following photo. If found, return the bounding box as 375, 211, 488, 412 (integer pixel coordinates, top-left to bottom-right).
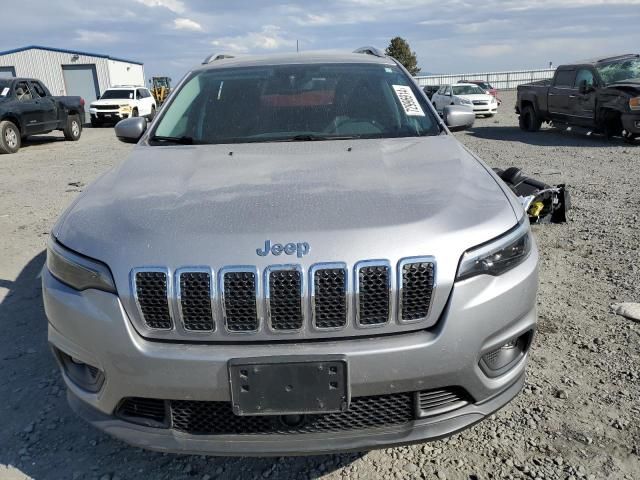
149, 77, 172, 106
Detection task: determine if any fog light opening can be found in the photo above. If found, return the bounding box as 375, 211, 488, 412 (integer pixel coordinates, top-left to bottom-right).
53, 347, 105, 393
480, 331, 532, 378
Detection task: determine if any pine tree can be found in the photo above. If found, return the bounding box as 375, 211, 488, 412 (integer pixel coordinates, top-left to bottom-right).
385, 37, 420, 75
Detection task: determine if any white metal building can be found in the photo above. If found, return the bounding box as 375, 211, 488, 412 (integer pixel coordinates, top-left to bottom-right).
0, 46, 145, 109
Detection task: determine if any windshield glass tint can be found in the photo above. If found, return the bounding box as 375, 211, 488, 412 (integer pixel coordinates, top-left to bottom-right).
597, 58, 640, 85
153, 63, 440, 144
453, 85, 485, 95
101, 90, 134, 99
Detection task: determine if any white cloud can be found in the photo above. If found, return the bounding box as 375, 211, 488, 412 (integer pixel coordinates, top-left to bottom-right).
211, 25, 296, 53
75, 29, 117, 44
468, 44, 515, 58
136, 0, 185, 14
173, 18, 203, 31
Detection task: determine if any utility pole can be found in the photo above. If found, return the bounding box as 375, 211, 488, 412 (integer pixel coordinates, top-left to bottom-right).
296, 40, 299, 52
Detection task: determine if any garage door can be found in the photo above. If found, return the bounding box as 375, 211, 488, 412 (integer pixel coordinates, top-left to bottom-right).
0, 66, 16, 78
62, 65, 100, 122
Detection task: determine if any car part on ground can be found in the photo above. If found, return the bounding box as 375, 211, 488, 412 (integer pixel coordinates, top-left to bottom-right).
44, 49, 537, 456
0, 77, 85, 153
495, 167, 570, 224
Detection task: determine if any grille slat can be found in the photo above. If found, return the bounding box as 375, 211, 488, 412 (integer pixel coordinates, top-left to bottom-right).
268, 269, 303, 331
131, 257, 436, 338
400, 261, 435, 322
313, 268, 347, 329
418, 388, 470, 416
223, 271, 258, 332
135, 271, 172, 330
179, 271, 214, 331
357, 264, 390, 326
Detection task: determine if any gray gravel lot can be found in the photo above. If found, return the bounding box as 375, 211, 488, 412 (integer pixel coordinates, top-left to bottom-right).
0, 91, 638, 479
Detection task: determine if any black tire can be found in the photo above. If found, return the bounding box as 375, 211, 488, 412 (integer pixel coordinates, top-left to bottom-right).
623, 133, 639, 144
600, 110, 622, 140
132, 108, 139, 118
519, 105, 542, 132
0, 120, 21, 154
63, 114, 82, 141
148, 105, 156, 121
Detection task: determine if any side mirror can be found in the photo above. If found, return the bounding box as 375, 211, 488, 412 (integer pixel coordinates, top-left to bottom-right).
96, 95, 101, 100
114, 117, 147, 144
443, 105, 475, 131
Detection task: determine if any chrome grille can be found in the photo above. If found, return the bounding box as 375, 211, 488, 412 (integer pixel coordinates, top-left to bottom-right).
134, 270, 172, 330
399, 260, 435, 323
312, 265, 348, 330
266, 266, 303, 331
356, 262, 391, 326
130, 256, 436, 340
222, 269, 258, 332
178, 270, 214, 331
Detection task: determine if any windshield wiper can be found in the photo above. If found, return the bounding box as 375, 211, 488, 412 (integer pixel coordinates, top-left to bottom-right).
149, 135, 196, 145
274, 134, 360, 142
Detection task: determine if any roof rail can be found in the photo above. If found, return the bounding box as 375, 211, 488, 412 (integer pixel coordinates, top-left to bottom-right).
202, 53, 235, 65
353, 46, 386, 58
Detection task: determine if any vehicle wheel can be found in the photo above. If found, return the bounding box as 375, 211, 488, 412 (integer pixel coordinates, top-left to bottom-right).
601, 110, 622, 140
0, 120, 21, 154
63, 115, 82, 141
623, 132, 638, 144
519, 105, 542, 132
132, 108, 139, 118
149, 105, 156, 121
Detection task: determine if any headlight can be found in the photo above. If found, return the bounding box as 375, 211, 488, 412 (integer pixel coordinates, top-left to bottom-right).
490, 97, 497, 104
630, 97, 640, 111
456, 220, 532, 281
47, 237, 117, 293
119, 104, 132, 110
459, 98, 473, 105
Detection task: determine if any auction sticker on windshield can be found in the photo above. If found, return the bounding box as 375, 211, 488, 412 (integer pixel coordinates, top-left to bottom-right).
392, 85, 425, 116
1, 88, 9, 97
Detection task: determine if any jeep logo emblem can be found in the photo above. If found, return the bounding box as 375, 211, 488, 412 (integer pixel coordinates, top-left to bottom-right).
256, 240, 310, 258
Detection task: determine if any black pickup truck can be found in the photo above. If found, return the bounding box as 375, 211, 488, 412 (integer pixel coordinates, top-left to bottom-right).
516, 54, 640, 143
0, 77, 85, 154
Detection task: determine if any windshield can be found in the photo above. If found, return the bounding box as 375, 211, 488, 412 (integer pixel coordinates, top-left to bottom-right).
0, 80, 11, 97
453, 85, 486, 95
152, 63, 440, 144
100, 89, 134, 99
597, 57, 640, 85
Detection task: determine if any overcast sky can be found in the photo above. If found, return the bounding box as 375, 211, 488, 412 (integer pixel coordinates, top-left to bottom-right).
1, 0, 639, 82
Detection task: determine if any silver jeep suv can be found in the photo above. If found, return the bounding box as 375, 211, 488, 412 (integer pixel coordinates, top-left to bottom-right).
43, 48, 538, 456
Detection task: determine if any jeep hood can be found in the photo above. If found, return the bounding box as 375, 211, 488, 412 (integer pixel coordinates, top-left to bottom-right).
54, 135, 520, 293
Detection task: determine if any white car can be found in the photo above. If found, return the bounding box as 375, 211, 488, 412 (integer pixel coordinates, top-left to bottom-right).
89, 86, 156, 127
432, 83, 498, 117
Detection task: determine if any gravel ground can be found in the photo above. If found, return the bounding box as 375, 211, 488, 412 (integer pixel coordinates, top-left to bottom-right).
0, 91, 638, 480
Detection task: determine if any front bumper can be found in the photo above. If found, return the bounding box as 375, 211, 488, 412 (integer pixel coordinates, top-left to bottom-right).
621, 113, 640, 135
44, 249, 538, 455
471, 104, 498, 115
89, 109, 130, 122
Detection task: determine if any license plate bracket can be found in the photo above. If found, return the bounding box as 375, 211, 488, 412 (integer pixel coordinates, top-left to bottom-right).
229, 356, 349, 416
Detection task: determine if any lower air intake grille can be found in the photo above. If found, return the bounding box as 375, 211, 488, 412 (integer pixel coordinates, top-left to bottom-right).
418, 388, 470, 417
135, 271, 172, 329
357, 265, 390, 325
170, 392, 414, 435
268, 269, 303, 331
179, 272, 214, 331
313, 268, 347, 329
116, 397, 168, 427
401, 262, 435, 322
223, 271, 258, 332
